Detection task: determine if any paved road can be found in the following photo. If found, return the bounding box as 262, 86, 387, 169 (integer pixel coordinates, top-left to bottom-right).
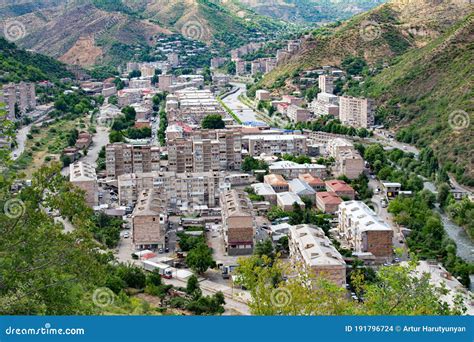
222, 83, 266, 124
12, 124, 31, 160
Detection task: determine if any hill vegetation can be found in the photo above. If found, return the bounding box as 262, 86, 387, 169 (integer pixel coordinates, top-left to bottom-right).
0, 38, 73, 84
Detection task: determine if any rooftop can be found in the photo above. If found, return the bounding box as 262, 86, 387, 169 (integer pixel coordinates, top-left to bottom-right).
316, 192, 342, 205
339, 201, 392, 232
69, 161, 97, 182
277, 192, 304, 206
290, 224, 346, 267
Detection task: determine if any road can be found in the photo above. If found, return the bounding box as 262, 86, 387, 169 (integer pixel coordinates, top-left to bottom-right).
12, 124, 31, 160
222, 83, 266, 124
370, 130, 419, 156
61, 125, 110, 176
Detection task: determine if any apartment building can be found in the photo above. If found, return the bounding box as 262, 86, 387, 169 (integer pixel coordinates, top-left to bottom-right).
242, 134, 307, 157
338, 201, 393, 260
255, 90, 271, 101
132, 189, 167, 250
106, 143, 161, 178
286, 105, 311, 123
289, 224, 346, 286
167, 88, 228, 125
168, 129, 242, 173
318, 75, 334, 94
117, 171, 229, 212
327, 138, 354, 157
269, 161, 327, 179
309, 92, 339, 118
69, 161, 98, 207
327, 138, 365, 179
220, 190, 255, 256
0, 82, 36, 119
339, 96, 374, 128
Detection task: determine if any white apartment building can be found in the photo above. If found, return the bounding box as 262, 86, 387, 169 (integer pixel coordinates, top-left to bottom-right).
69, 161, 98, 207
289, 224, 346, 286
339, 96, 374, 128
338, 201, 393, 260
242, 134, 307, 157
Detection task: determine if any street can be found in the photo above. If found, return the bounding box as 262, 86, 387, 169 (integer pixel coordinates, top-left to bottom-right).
222, 83, 266, 124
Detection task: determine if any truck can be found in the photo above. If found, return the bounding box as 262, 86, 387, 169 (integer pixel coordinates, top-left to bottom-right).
142, 260, 173, 279
221, 264, 239, 279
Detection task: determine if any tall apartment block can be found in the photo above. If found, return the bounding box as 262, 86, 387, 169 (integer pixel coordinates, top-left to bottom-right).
318, 75, 334, 94
0, 82, 36, 120
168, 129, 242, 173
106, 143, 161, 178
339, 96, 374, 128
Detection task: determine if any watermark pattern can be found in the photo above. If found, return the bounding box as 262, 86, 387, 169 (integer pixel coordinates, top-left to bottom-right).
270, 287, 292, 308
92, 287, 115, 307
448, 110, 470, 131
181, 20, 205, 41
3, 20, 27, 42
4, 198, 26, 219
359, 20, 382, 42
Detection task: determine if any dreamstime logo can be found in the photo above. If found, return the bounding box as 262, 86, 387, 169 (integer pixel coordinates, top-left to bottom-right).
4, 198, 26, 219
3, 20, 26, 42
359, 20, 382, 42
270, 287, 292, 308
181, 20, 205, 41
92, 287, 115, 307
448, 110, 470, 131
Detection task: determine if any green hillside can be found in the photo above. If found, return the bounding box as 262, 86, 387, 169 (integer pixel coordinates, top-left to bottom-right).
361, 14, 474, 185
0, 38, 73, 84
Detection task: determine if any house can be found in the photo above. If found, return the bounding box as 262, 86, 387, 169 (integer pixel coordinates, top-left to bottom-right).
75, 132, 92, 150
264, 174, 289, 193
288, 179, 316, 203
325, 180, 355, 200
251, 183, 277, 205
276, 192, 305, 211
316, 192, 342, 214
298, 174, 326, 192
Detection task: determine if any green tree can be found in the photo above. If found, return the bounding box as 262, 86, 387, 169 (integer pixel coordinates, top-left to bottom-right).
186, 243, 214, 274
254, 239, 275, 260
202, 114, 225, 129
186, 274, 200, 294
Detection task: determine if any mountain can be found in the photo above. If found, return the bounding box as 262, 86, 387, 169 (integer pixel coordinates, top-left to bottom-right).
0, 37, 73, 85
0, 0, 287, 67
257, 0, 473, 185
259, 0, 473, 89
238, 0, 387, 23
361, 13, 474, 185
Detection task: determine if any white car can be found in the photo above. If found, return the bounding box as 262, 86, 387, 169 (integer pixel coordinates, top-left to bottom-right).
123, 232, 130, 239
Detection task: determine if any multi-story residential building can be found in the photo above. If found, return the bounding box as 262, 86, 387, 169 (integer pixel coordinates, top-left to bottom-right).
289, 224, 346, 286
132, 189, 167, 250
242, 134, 307, 157
69, 161, 98, 207
167, 52, 179, 67
325, 180, 355, 200
338, 201, 393, 260
117, 89, 142, 107
287, 105, 310, 123
269, 161, 327, 179
335, 149, 365, 180
106, 143, 161, 178
339, 96, 374, 128
117, 171, 229, 211
210, 57, 228, 69
167, 88, 228, 125
255, 90, 271, 101
236, 59, 247, 76
326, 138, 354, 157
129, 78, 152, 89
316, 192, 342, 214
264, 174, 289, 193
318, 75, 334, 94
158, 75, 174, 91
309, 92, 339, 118
220, 190, 255, 255
0, 82, 36, 119
167, 129, 242, 173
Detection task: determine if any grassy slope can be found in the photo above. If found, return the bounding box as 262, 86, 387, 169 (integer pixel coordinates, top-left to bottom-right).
0, 38, 73, 84
363, 14, 474, 184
